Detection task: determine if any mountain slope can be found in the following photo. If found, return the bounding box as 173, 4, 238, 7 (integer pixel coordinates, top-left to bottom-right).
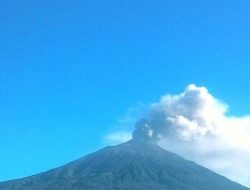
0, 140, 249, 190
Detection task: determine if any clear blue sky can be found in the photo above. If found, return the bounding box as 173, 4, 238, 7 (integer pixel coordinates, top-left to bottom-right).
1, 0, 250, 182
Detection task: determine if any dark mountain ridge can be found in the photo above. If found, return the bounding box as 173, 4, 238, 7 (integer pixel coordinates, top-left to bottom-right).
0, 140, 249, 190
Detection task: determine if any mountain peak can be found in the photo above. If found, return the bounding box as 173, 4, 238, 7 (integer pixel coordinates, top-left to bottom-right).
0, 141, 248, 190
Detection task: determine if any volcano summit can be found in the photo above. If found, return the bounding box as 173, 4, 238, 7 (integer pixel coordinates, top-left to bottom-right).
0, 140, 248, 190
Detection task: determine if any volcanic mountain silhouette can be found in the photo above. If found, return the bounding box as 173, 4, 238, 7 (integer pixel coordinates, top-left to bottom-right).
0, 140, 249, 190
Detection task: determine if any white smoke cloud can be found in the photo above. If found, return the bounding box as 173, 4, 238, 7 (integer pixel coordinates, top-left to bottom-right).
106, 84, 250, 187
105, 131, 132, 145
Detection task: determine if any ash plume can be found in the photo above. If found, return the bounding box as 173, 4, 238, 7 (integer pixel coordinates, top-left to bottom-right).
107, 84, 250, 187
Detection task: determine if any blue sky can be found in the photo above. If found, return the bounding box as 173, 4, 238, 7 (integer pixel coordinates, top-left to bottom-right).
1, 0, 250, 182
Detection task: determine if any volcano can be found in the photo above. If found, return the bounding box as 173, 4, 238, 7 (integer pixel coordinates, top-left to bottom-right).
0, 140, 248, 190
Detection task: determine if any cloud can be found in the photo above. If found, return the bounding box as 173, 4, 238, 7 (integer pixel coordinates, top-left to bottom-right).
105, 131, 132, 145
131, 84, 250, 187
106, 84, 250, 186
